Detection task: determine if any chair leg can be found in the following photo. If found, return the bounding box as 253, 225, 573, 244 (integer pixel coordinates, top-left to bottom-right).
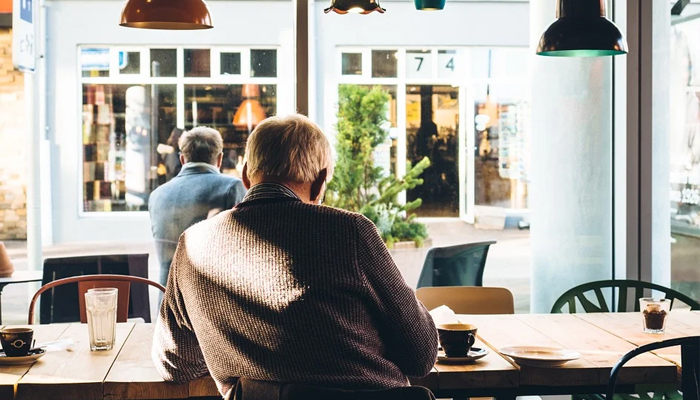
681, 337, 700, 400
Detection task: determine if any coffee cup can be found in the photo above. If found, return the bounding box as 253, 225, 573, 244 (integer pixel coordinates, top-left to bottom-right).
437, 323, 477, 357
0, 328, 33, 357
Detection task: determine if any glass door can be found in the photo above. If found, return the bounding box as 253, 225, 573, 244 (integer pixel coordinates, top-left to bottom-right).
405, 85, 460, 217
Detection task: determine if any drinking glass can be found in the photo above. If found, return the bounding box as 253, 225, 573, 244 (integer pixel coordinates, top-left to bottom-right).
640, 298, 671, 334
85, 288, 118, 351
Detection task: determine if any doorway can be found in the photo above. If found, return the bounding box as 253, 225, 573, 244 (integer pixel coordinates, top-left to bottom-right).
406, 85, 460, 217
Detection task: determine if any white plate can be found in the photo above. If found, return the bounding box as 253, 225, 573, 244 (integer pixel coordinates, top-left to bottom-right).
499, 346, 580, 367
0, 349, 46, 365
437, 347, 489, 364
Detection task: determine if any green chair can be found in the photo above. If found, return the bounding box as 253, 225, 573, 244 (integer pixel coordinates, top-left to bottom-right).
552, 280, 699, 400
551, 279, 700, 314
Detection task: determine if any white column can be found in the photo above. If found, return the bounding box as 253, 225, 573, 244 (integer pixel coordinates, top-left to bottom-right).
529, 0, 614, 312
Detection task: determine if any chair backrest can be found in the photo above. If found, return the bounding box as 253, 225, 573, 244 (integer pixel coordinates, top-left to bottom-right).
231, 377, 436, 400
416, 241, 496, 289
551, 279, 700, 314
28, 274, 165, 325
606, 336, 700, 400
416, 286, 515, 314
41, 254, 150, 323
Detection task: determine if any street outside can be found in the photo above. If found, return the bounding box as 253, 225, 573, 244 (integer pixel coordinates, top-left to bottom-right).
2, 219, 532, 325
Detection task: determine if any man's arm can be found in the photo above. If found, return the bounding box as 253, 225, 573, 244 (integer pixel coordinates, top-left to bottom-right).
152, 235, 209, 383
354, 215, 438, 377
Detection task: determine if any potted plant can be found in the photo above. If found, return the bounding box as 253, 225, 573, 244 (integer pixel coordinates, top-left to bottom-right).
325, 85, 431, 286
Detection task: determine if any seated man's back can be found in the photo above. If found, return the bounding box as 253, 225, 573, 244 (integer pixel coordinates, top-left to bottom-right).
153, 115, 438, 398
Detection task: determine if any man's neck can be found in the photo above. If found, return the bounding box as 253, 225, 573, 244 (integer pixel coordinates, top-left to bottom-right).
254, 179, 313, 204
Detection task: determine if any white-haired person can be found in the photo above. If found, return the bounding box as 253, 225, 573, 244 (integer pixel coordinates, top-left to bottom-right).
152, 114, 438, 399
148, 127, 246, 287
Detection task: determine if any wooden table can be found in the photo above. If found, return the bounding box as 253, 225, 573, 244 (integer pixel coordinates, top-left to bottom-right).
0, 312, 696, 399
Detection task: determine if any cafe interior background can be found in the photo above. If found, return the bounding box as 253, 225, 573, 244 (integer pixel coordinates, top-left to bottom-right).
0, 0, 698, 318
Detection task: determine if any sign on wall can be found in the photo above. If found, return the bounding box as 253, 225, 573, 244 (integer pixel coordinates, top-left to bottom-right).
12, 0, 35, 72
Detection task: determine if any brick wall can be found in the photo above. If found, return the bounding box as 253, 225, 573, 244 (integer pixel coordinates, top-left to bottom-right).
0, 28, 27, 240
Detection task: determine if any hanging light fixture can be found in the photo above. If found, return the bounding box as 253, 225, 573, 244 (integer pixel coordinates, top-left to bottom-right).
536, 0, 627, 57
120, 0, 213, 30
324, 0, 385, 14
233, 84, 267, 132
414, 0, 444, 11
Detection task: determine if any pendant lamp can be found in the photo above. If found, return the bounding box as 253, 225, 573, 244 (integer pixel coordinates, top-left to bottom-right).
324, 0, 385, 14
233, 84, 266, 132
414, 0, 444, 11
536, 0, 627, 57
120, 0, 213, 30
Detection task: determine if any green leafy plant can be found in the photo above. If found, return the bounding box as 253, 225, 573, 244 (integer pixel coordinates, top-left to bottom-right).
325, 85, 430, 247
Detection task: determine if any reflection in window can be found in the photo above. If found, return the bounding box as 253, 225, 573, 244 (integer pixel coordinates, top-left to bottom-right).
184, 49, 211, 77
80, 48, 110, 78
150, 49, 177, 77
251, 50, 277, 77
119, 52, 141, 75
342, 53, 362, 75
221, 52, 241, 75
81, 84, 177, 212
372, 50, 398, 78
184, 84, 277, 177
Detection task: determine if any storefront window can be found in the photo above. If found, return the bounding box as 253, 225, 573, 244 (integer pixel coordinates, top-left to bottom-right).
79, 46, 278, 213
670, 20, 700, 299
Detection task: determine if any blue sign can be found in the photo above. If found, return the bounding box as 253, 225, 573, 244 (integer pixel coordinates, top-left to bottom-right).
20, 0, 32, 23
80, 48, 110, 71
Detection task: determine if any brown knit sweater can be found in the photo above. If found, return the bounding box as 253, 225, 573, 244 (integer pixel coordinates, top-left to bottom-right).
152, 183, 439, 397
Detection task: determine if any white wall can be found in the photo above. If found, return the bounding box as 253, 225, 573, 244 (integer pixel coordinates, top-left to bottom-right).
45, 0, 294, 243
312, 0, 530, 130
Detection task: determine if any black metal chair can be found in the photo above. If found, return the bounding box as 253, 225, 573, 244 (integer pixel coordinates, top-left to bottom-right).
416, 241, 496, 289
606, 336, 700, 400
40, 254, 152, 324
551, 280, 700, 314
231, 378, 436, 400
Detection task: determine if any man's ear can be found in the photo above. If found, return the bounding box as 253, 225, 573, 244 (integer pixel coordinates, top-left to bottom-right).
216, 153, 224, 169
242, 163, 251, 189
310, 168, 328, 203
179, 154, 186, 165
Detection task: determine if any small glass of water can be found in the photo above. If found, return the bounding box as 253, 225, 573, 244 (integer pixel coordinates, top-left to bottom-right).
85, 288, 118, 351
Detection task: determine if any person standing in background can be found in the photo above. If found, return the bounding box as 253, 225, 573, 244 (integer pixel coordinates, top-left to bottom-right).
149, 127, 246, 286
164, 127, 184, 181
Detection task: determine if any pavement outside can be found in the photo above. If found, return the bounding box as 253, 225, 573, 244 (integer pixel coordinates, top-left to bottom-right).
1, 219, 531, 325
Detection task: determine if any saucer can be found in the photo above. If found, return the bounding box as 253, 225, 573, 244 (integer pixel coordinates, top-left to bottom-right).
437, 347, 489, 364
0, 348, 46, 365
499, 346, 580, 367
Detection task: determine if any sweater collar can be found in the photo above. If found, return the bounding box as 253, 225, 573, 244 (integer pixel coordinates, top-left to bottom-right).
240, 183, 301, 204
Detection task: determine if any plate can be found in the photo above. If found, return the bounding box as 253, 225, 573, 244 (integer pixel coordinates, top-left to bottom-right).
0, 349, 46, 365
499, 346, 580, 367
437, 347, 489, 364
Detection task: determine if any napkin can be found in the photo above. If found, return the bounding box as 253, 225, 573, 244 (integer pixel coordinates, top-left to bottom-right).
429, 305, 460, 326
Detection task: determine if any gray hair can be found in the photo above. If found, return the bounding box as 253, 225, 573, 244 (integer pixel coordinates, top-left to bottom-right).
178, 127, 223, 164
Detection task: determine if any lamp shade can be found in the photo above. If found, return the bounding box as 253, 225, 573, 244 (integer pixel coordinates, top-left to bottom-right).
536, 0, 627, 57
233, 100, 267, 131
120, 0, 213, 30
324, 0, 385, 14
414, 0, 445, 11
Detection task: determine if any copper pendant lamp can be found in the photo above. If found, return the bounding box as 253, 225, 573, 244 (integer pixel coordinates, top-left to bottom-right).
536, 0, 627, 57
233, 84, 266, 132
324, 0, 385, 14
120, 0, 213, 30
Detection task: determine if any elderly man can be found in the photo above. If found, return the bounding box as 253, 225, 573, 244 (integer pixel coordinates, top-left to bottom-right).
152, 114, 438, 398
148, 127, 246, 286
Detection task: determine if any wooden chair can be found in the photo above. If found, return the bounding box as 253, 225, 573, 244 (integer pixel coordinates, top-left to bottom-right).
606, 336, 700, 400
231, 377, 436, 400
416, 241, 496, 289
28, 274, 165, 325
416, 286, 515, 314
551, 279, 700, 314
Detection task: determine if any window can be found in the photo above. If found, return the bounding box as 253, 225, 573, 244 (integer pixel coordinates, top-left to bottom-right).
79, 46, 279, 213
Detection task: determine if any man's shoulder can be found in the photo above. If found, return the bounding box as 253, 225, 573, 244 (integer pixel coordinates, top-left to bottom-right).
294, 203, 369, 228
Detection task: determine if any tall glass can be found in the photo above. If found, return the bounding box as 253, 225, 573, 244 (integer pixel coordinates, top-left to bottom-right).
85, 288, 118, 351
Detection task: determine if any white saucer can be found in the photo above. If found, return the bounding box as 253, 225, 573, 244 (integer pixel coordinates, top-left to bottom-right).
499, 346, 580, 367
0, 349, 46, 365
437, 347, 489, 364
